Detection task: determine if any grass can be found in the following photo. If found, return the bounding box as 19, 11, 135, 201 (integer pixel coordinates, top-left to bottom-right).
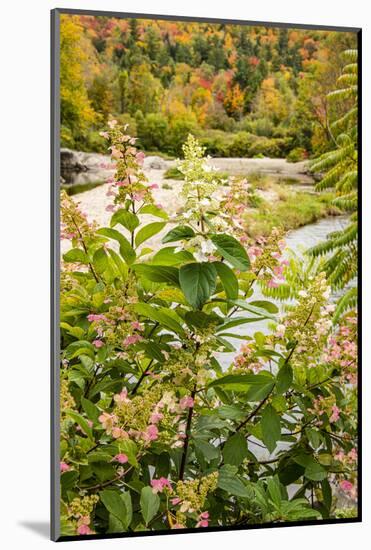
246, 189, 340, 238
163, 166, 184, 180
164, 165, 230, 184
62, 181, 104, 196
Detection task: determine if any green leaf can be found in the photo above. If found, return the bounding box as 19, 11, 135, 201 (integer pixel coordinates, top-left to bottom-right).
213, 261, 239, 300
133, 303, 185, 336
93, 247, 109, 274
223, 432, 248, 466
110, 208, 139, 232
194, 439, 220, 462
63, 248, 89, 264
97, 227, 136, 265
100, 489, 131, 530
209, 373, 274, 392
249, 300, 279, 314
139, 204, 168, 219
162, 225, 195, 243
261, 405, 281, 453
218, 466, 251, 498
65, 409, 93, 440
276, 363, 293, 394
304, 462, 327, 481
80, 397, 100, 423
228, 300, 276, 320
135, 222, 166, 247
321, 479, 332, 510
152, 246, 194, 266
140, 486, 160, 525
210, 234, 250, 271
267, 476, 282, 509
179, 262, 217, 309
133, 264, 180, 286
184, 310, 223, 329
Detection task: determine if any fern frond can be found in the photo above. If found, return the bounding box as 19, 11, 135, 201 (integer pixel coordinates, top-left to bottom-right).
333, 287, 358, 324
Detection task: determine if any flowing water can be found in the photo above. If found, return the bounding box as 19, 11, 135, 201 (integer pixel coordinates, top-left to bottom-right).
217, 215, 350, 370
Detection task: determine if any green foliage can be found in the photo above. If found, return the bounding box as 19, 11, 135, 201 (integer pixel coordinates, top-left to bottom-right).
59, 125, 358, 537
308, 50, 358, 310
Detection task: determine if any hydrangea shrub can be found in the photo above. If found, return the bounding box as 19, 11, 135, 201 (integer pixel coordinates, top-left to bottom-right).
59, 121, 358, 536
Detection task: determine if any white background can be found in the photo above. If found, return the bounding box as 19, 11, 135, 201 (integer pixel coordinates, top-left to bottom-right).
0, 0, 369, 548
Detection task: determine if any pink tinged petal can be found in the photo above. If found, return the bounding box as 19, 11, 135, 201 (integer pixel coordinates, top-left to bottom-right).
77, 525, 92, 535
340, 480, 353, 492
146, 425, 159, 441
196, 520, 209, 528
93, 339, 104, 348
114, 453, 128, 464
60, 461, 70, 472
149, 184, 159, 189
171, 497, 181, 505
200, 511, 209, 519
179, 396, 194, 409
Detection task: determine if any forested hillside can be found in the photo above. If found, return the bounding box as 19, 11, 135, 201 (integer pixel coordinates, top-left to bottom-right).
60, 15, 356, 158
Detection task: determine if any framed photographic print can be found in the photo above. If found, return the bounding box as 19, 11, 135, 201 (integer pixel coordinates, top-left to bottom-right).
51, 8, 361, 541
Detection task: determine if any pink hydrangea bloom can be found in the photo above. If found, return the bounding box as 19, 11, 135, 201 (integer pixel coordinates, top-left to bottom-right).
151, 477, 172, 493
77, 524, 92, 535
93, 339, 104, 348
113, 453, 128, 464
330, 405, 340, 423
87, 313, 107, 322
149, 184, 159, 189
131, 321, 144, 331
123, 334, 143, 347
145, 424, 159, 441
340, 480, 353, 492
60, 461, 70, 473
150, 412, 164, 424
179, 396, 194, 409
171, 497, 181, 505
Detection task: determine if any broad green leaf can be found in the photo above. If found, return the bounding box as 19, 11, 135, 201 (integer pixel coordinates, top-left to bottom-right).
97, 227, 136, 265
321, 479, 332, 510
110, 208, 139, 232
65, 340, 95, 360
162, 225, 195, 243
209, 373, 274, 392
133, 303, 185, 336
218, 466, 251, 498
249, 300, 279, 314
223, 432, 248, 466
80, 397, 100, 423
93, 247, 109, 274
184, 310, 223, 329
63, 248, 89, 264
100, 489, 131, 530
139, 204, 168, 219
261, 405, 281, 453
304, 462, 327, 481
140, 486, 160, 525
135, 222, 166, 247
228, 299, 276, 320
267, 476, 282, 509
133, 264, 180, 286
276, 363, 293, 394
210, 234, 250, 271
194, 439, 220, 462
65, 409, 93, 440
179, 262, 217, 309
213, 261, 239, 300
152, 246, 194, 266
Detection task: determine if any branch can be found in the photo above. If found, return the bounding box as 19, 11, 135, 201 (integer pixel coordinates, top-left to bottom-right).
179, 387, 196, 481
